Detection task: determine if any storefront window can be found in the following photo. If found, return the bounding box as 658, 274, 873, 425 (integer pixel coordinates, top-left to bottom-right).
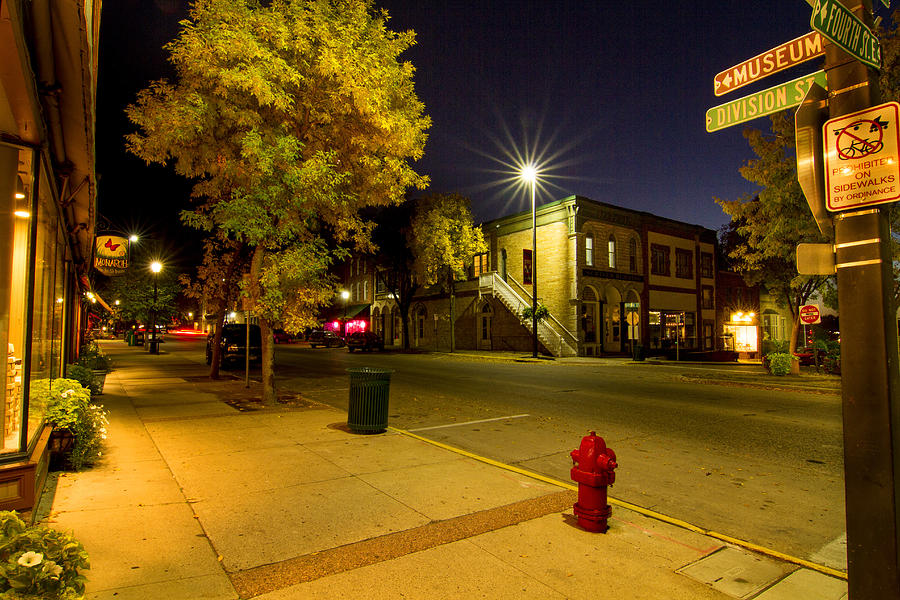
725, 324, 758, 352
1, 146, 34, 453
28, 166, 61, 447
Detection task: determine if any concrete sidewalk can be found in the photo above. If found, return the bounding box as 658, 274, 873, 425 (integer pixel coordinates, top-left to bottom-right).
41, 342, 847, 599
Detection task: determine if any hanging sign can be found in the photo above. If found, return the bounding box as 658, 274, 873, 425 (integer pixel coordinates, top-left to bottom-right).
823, 101, 900, 211
93, 235, 130, 276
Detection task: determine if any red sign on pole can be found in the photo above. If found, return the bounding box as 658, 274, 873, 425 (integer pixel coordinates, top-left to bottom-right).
799, 304, 821, 325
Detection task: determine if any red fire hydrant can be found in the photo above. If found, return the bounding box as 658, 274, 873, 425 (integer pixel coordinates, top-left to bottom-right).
570, 431, 617, 533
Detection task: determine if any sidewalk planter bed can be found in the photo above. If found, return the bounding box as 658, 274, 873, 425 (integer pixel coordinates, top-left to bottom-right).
38, 379, 108, 471
346, 368, 392, 433
0, 511, 90, 599
89, 370, 106, 396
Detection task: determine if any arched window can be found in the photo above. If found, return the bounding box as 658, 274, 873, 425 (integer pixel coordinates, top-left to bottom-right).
585, 233, 594, 266
608, 235, 617, 269
629, 238, 637, 272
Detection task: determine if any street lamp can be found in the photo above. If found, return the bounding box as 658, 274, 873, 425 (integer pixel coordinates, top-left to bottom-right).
149, 261, 162, 354
341, 290, 350, 337
520, 164, 538, 358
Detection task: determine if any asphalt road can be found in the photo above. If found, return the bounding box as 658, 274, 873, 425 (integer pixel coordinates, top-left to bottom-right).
184, 337, 846, 569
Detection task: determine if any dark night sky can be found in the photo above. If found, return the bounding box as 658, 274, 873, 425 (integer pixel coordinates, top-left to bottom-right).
95, 1, 898, 270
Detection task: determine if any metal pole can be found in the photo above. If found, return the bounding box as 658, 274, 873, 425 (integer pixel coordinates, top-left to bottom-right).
823, 2, 900, 595
245, 310, 250, 388
150, 274, 158, 354
531, 178, 538, 358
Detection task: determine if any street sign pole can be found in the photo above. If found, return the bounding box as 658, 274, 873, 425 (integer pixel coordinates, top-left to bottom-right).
823, 1, 900, 596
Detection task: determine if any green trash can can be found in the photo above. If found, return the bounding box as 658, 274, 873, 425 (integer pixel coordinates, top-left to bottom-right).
126, 330, 135, 346
347, 367, 392, 433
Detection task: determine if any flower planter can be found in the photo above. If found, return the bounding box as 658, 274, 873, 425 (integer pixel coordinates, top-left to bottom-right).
48, 428, 75, 470
91, 370, 107, 395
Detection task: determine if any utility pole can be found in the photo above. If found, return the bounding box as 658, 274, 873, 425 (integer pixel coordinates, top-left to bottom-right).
821, 1, 900, 595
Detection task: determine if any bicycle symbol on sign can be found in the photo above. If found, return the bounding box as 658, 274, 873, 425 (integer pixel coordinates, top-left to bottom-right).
833, 116, 890, 160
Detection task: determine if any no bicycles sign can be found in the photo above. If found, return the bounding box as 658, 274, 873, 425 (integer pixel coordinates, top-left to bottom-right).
823, 101, 900, 212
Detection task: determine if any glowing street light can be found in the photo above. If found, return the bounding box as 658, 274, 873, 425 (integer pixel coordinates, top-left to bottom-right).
341, 290, 350, 337
149, 261, 163, 354
520, 164, 539, 358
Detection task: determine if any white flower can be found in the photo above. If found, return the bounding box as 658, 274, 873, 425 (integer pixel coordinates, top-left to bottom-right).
42, 561, 62, 577
60, 389, 74, 398
17, 551, 43, 567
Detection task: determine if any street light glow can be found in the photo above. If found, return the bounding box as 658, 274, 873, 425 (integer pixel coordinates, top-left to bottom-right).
150, 261, 162, 273
341, 290, 350, 300
520, 164, 537, 183
129, 234, 139, 242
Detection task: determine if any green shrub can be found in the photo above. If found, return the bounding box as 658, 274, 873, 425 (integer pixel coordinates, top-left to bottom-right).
767, 352, 794, 376
0, 511, 90, 599
41, 380, 108, 471
75, 342, 111, 372
761, 339, 788, 356
62, 366, 92, 394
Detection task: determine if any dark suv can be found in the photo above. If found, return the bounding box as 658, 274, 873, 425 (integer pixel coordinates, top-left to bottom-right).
347, 331, 384, 352
308, 329, 344, 348
206, 324, 262, 368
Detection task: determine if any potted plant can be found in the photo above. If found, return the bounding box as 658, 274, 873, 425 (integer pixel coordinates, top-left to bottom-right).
0, 511, 90, 599
42, 379, 108, 470
75, 342, 111, 395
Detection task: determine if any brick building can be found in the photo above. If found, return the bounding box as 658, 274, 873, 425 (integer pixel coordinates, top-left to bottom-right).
369, 195, 719, 357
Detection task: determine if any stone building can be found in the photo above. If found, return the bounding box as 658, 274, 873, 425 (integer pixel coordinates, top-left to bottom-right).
368, 195, 719, 358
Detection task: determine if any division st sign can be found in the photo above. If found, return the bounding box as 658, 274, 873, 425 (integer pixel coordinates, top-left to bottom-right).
706, 70, 826, 133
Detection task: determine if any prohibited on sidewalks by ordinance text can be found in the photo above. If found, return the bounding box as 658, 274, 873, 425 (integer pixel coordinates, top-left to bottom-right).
823, 101, 900, 212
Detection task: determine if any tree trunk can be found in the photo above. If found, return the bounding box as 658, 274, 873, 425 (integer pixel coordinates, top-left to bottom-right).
789, 315, 800, 356
209, 242, 244, 380
250, 244, 277, 405
209, 310, 227, 379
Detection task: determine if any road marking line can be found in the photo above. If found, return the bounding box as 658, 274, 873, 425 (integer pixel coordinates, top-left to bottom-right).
389, 426, 848, 582
408, 414, 530, 432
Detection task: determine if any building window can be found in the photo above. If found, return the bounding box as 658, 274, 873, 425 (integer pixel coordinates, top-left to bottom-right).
629, 238, 637, 272
650, 244, 670, 276
364, 280, 369, 301
523, 249, 533, 285
585, 234, 593, 266
701, 252, 714, 278
702, 286, 714, 310
675, 248, 693, 279
608, 235, 616, 269
581, 287, 597, 343
704, 320, 714, 350
473, 252, 489, 277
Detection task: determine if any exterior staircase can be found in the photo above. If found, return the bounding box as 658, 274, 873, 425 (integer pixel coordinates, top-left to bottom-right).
478, 272, 578, 357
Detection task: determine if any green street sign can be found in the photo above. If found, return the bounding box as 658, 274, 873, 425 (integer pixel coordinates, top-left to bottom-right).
811, 0, 881, 70
706, 70, 827, 133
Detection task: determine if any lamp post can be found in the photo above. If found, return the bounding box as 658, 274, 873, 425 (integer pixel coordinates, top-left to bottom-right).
341, 290, 350, 337
149, 261, 162, 354
520, 165, 538, 358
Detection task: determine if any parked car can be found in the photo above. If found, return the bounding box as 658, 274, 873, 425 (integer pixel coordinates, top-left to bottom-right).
793, 346, 827, 366
272, 329, 293, 344
206, 324, 262, 368
308, 329, 344, 348
347, 331, 384, 352
133, 325, 165, 346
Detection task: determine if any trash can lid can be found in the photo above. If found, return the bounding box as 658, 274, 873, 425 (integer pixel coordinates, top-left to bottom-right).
346, 367, 393, 375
